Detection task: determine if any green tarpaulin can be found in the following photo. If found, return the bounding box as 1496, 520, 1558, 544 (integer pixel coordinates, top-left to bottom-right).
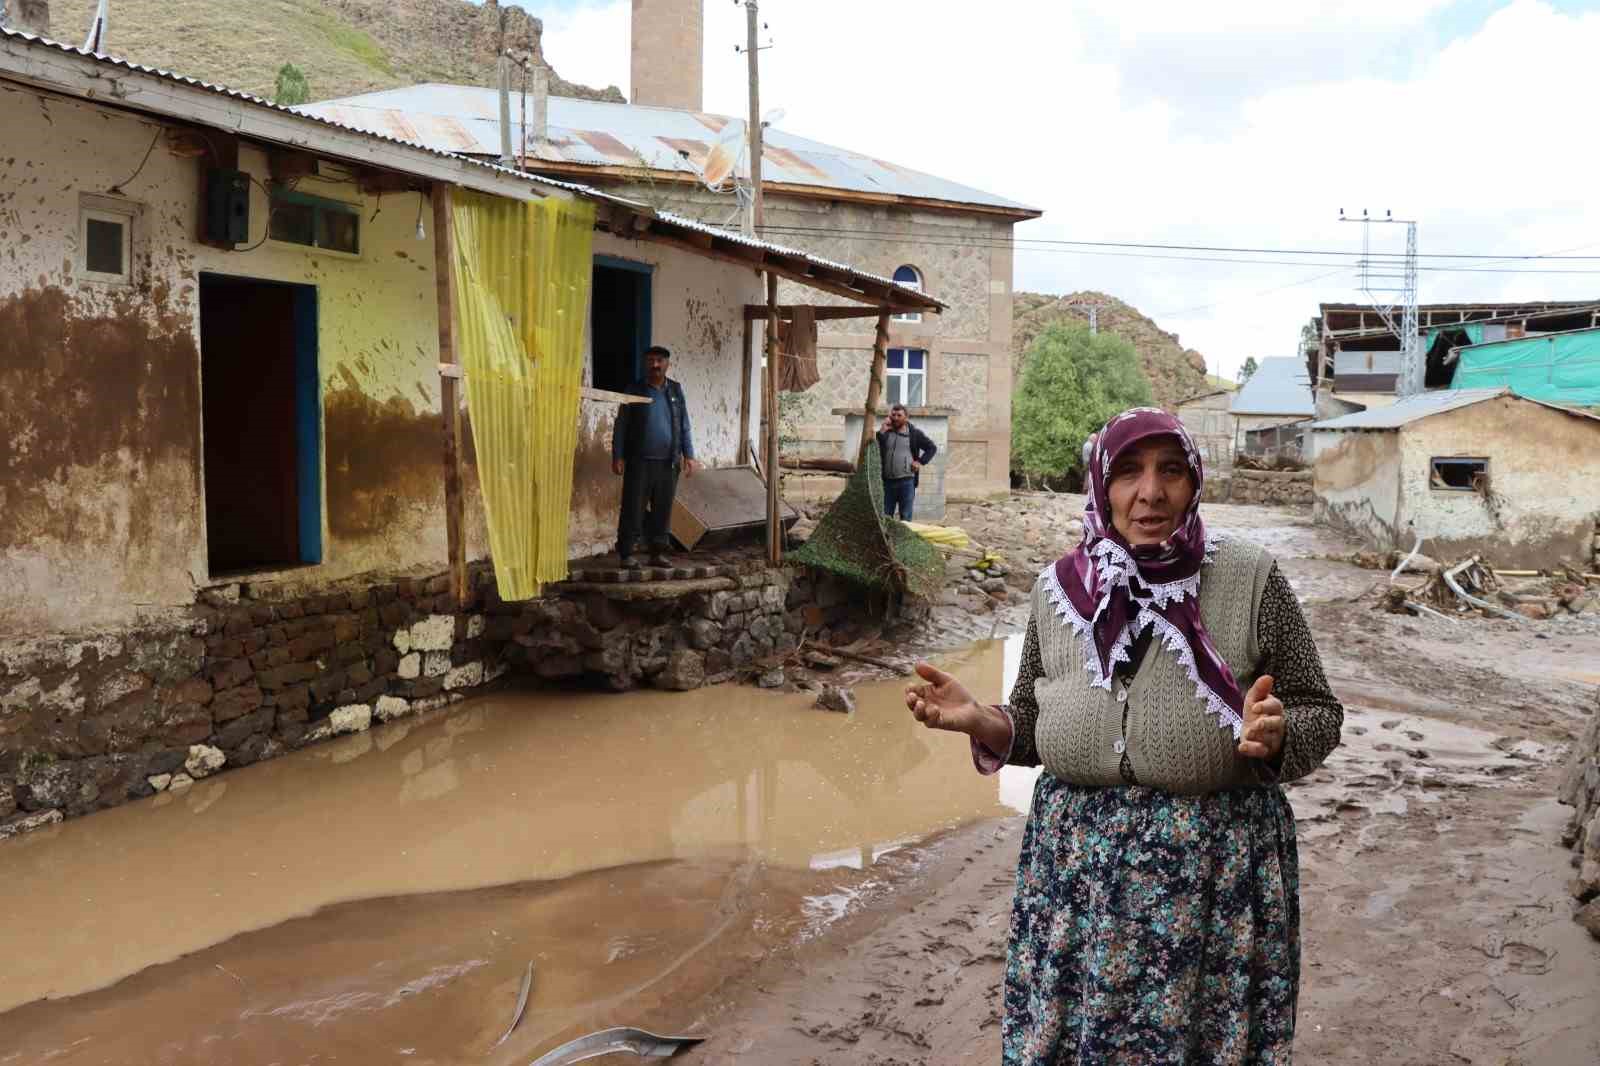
1450, 329, 1600, 406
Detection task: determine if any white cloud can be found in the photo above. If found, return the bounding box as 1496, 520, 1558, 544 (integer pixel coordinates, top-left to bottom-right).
537, 0, 1600, 377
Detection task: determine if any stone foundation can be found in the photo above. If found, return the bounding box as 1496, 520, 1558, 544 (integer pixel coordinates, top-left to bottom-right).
1, 558, 816, 839
1559, 690, 1600, 938
1203, 469, 1313, 507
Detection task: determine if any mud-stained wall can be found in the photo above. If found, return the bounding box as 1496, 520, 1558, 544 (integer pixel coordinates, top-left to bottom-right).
0, 92, 475, 634
596, 184, 1019, 499
567, 232, 762, 557
1394, 398, 1600, 568
1312, 430, 1404, 549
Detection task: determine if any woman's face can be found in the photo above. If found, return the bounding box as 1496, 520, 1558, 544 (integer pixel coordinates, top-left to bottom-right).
1106, 437, 1195, 547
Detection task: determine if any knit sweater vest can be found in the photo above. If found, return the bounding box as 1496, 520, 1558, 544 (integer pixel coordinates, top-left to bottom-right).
1029, 536, 1276, 795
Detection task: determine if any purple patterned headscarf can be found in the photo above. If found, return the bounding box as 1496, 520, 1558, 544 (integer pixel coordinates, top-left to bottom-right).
1045, 408, 1245, 737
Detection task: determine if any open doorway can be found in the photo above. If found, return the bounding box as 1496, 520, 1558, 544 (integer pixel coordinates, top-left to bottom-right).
591, 256, 653, 392
199, 273, 321, 575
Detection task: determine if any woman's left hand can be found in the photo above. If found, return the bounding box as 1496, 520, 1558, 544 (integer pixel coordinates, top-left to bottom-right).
1237, 675, 1285, 761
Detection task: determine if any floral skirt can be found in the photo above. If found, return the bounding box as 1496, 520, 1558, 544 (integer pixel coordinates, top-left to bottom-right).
1004, 774, 1300, 1065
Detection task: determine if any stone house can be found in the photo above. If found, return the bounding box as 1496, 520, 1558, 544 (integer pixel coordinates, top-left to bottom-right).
0, 27, 935, 836
1175, 389, 1237, 474
1309, 389, 1600, 569
1229, 356, 1316, 460
303, 0, 1042, 500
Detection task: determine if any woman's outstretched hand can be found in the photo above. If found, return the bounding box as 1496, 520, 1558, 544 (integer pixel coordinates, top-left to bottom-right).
906, 662, 1015, 756
1237, 675, 1285, 761
905, 661, 983, 733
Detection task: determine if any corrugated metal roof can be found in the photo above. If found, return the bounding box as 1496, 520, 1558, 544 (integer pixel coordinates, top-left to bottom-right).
300, 85, 1041, 216
1308, 389, 1511, 430
1229, 357, 1315, 416
0, 28, 938, 310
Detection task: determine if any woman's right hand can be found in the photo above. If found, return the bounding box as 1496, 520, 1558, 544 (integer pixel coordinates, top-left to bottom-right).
905, 662, 984, 734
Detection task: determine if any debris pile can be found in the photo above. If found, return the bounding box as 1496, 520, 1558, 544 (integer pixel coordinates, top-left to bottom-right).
1559, 689, 1600, 940
1375, 554, 1598, 625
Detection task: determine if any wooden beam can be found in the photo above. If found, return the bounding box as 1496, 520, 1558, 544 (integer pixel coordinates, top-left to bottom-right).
630, 227, 937, 313
432, 182, 468, 608
578, 386, 651, 405
856, 312, 891, 470
739, 314, 754, 466
743, 304, 906, 322
765, 273, 782, 565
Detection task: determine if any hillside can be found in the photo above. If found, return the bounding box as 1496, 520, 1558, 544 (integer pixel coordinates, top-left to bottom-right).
1013, 291, 1212, 410
44, 0, 622, 104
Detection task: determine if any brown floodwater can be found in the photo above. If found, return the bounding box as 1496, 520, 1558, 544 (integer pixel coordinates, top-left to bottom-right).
0, 638, 1037, 1065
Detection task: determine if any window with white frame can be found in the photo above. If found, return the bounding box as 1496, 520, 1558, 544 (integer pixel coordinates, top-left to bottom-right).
78, 195, 136, 285
886, 348, 927, 407
891, 265, 923, 323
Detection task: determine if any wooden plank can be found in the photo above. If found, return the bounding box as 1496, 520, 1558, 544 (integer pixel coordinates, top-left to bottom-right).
579, 386, 651, 405
765, 272, 782, 565
432, 182, 468, 607
739, 315, 754, 466
742, 305, 899, 322
856, 313, 891, 469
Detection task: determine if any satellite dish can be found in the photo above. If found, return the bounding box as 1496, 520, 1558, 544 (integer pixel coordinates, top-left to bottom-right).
699, 118, 746, 193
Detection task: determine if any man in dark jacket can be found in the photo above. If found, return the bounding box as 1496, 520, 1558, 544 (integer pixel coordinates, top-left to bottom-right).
876, 403, 937, 521
612, 345, 699, 567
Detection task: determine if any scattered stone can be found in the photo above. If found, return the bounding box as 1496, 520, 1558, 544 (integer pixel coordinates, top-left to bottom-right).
757, 667, 786, 689
466, 614, 486, 639
0, 808, 63, 839
185, 744, 226, 779
147, 773, 172, 792
168, 772, 195, 790
398, 652, 422, 679
443, 661, 484, 690
657, 650, 706, 692
1578, 899, 1600, 941
375, 695, 411, 722
815, 685, 857, 713
328, 704, 373, 736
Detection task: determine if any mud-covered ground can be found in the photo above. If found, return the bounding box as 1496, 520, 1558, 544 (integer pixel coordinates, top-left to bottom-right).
674, 495, 1600, 1065
3, 496, 1596, 1065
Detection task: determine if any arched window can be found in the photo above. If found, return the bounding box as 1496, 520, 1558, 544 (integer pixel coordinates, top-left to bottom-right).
891, 265, 922, 323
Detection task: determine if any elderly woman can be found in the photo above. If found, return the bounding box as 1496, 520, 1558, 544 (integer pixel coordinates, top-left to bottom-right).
907, 408, 1342, 1065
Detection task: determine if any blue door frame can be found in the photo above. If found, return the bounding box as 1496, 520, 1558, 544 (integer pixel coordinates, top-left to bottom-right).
594, 255, 653, 385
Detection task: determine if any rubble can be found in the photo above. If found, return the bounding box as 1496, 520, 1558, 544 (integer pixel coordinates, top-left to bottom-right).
1559, 694, 1600, 935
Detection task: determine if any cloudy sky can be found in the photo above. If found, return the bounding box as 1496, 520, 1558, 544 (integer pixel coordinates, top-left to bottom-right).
507, 0, 1600, 378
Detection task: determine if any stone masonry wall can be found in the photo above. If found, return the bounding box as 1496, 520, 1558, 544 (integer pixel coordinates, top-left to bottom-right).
0, 563, 806, 840
1559, 690, 1600, 939
1203, 470, 1314, 507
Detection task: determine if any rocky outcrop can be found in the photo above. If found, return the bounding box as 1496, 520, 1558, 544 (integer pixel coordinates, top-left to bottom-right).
1559, 693, 1600, 939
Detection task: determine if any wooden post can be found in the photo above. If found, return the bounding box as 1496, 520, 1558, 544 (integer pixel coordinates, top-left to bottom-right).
739, 315, 754, 466
765, 272, 781, 564
745, 1, 764, 234
432, 183, 468, 606
856, 311, 891, 470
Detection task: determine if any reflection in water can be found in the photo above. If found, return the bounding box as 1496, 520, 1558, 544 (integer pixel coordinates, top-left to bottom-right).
0, 638, 1029, 1014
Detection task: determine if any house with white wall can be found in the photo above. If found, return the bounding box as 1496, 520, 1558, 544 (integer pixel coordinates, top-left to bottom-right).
1310, 389, 1600, 568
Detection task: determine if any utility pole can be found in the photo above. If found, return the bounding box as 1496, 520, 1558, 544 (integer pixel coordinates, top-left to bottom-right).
1339, 209, 1421, 396
742, 0, 765, 235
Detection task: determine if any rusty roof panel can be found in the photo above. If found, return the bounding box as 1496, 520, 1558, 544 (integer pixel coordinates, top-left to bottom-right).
300, 85, 1039, 214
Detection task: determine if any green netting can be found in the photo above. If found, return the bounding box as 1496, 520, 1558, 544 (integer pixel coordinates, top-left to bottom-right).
1450, 329, 1600, 406
790, 443, 945, 600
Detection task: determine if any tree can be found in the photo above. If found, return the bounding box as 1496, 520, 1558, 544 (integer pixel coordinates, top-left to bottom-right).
273, 63, 310, 106
1011, 322, 1154, 485
1237, 356, 1259, 384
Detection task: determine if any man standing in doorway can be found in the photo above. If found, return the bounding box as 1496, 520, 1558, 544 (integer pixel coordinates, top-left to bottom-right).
612, 345, 699, 568
876, 403, 937, 521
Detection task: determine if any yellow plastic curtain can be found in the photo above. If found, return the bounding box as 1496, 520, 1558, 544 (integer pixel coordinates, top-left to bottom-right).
451, 190, 595, 600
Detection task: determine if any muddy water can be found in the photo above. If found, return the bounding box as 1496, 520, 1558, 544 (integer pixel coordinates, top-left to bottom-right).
0, 639, 1032, 1064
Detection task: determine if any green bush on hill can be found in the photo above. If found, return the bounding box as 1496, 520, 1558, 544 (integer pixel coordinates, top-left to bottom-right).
1011, 322, 1153, 486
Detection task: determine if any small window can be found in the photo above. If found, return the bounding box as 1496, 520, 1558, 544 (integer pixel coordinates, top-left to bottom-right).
79, 204, 134, 284
886, 347, 927, 407
1430, 457, 1488, 492
891, 265, 923, 323
269, 188, 360, 254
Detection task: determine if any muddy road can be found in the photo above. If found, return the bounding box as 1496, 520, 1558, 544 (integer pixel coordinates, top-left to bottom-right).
2, 496, 1597, 1064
